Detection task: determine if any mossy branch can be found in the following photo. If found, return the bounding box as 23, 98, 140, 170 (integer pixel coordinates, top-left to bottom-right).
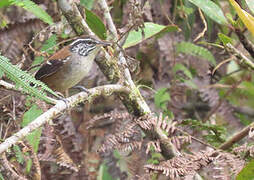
57, 0, 180, 159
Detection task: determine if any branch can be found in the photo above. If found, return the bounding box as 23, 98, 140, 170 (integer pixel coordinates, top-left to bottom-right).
219, 121, 254, 150
57, 0, 180, 158
226, 43, 254, 70
0, 84, 129, 154
98, 0, 118, 38
0, 80, 16, 90
235, 28, 254, 59
57, 0, 93, 35
97, 0, 180, 158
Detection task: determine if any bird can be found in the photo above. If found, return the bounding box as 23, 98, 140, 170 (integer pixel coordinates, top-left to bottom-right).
35, 36, 111, 93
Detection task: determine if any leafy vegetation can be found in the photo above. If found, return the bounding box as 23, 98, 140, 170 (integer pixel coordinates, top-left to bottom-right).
1, 0, 254, 179
0, 55, 59, 103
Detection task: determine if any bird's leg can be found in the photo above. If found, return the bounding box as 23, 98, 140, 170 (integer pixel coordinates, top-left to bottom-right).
71, 85, 90, 94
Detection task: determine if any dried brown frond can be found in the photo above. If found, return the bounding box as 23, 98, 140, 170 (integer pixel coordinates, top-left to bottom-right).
126, 152, 145, 178
38, 123, 56, 161
233, 143, 254, 157
156, 113, 177, 134
0, 140, 42, 180
144, 150, 216, 179
233, 143, 249, 155
53, 136, 79, 172
98, 122, 142, 153
146, 140, 161, 154
0, 19, 45, 64
170, 135, 192, 150
84, 152, 101, 179
117, 141, 142, 152
22, 141, 41, 180
57, 114, 83, 152
212, 152, 244, 179
39, 132, 79, 172
136, 113, 177, 134
135, 113, 156, 130
87, 110, 131, 129
0, 152, 27, 180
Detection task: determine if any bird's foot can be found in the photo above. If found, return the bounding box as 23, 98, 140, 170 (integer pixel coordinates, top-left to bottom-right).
72, 85, 90, 94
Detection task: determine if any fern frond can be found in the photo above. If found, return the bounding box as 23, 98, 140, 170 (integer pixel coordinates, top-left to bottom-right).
176, 42, 216, 65
144, 150, 215, 178
41, 34, 58, 54
54, 147, 79, 172
0, 55, 59, 104
9, 0, 53, 25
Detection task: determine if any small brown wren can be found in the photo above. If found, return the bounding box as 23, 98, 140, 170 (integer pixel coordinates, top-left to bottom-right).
35, 36, 111, 92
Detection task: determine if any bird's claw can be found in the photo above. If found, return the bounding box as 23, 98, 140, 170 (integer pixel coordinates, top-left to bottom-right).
72, 85, 90, 94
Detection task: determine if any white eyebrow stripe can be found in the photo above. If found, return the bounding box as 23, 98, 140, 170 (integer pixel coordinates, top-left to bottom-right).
70, 38, 93, 46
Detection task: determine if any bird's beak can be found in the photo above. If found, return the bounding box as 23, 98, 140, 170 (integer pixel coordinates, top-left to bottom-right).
96, 40, 112, 47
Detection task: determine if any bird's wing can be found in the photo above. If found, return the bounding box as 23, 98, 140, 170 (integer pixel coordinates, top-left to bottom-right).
35, 46, 71, 80
35, 59, 64, 80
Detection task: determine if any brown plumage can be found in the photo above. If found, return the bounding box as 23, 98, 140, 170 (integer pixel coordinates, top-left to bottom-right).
35, 37, 111, 92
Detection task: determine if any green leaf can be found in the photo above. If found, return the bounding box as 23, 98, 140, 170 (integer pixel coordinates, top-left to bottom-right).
0, 69, 4, 78
227, 60, 239, 74
32, 56, 44, 67
0, 55, 59, 103
9, 0, 53, 25
173, 63, 193, 79
0, 0, 11, 8
241, 81, 254, 97
13, 145, 25, 164
0, 19, 8, 29
41, 34, 58, 54
0, 172, 4, 180
176, 42, 216, 65
188, 0, 228, 25
22, 104, 43, 153
26, 158, 33, 174
97, 163, 115, 180
246, 0, 254, 15
85, 8, 107, 40
218, 33, 233, 46
229, 0, 254, 36
80, 0, 94, 10
179, 6, 194, 16
154, 88, 170, 110
123, 22, 179, 49
237, 159, 254, 180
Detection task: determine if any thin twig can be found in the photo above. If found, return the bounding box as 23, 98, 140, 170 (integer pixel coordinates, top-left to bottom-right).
226, 43, 254, 70
194, 8, 207, 42
0, 80, 15, 90
219, 122, 254, 150
235, 28, 254, 59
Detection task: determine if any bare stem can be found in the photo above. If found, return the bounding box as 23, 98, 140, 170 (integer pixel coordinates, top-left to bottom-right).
219, 122, 253, 150
226, 43, 254, 70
